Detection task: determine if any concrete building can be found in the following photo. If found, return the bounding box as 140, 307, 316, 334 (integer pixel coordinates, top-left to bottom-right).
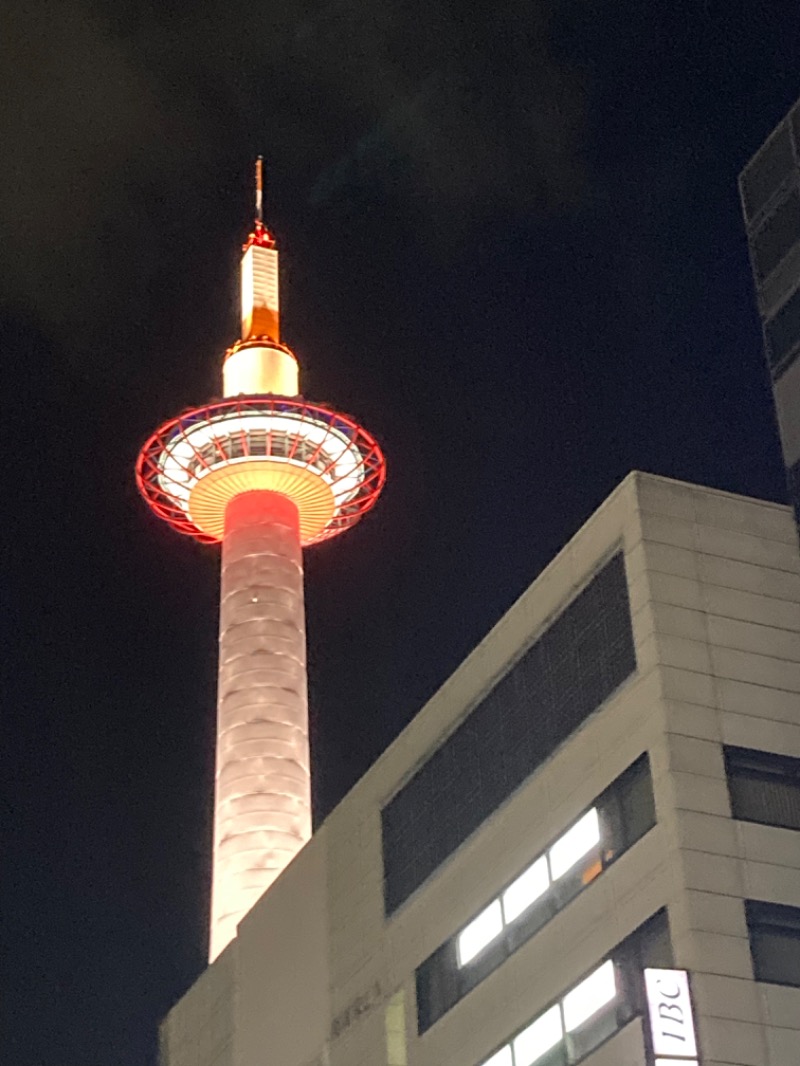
161, 472, 800, 1066
740, 98, 800, 531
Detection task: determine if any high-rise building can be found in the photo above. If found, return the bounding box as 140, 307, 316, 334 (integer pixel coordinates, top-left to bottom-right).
136, 162, 386, 961
160, 472, 800, 1066
739, 98, 800, 531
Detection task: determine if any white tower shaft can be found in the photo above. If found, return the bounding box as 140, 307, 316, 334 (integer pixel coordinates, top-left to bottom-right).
210, 489, 311, 961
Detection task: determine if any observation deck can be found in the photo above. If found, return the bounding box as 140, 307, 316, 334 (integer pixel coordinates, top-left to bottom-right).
136, 393, 385, 546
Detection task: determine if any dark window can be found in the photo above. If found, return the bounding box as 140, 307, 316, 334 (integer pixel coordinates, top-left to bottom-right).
725, 746, 800, 832
628, 906, 674, 970
608, 909, 674, 1039
746, 900, 800, 987
741, 124, 795, 220
750, 189, 800, 280
786, 457, 800, 534
603, 754, 657, 859
383, 554, 636, 914
416, 755, 655, 1033
765, 286, 800, 378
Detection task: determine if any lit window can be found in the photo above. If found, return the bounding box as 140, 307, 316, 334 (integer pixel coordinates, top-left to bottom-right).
512, 1005, 563, 1066
415, 757, 656, 1034
655, 1061, 698, 1066
502, 856, 550, 925
457, 900, 503, 966
480, 1046, 512, 1066
548, 808, 601, 881
562, 960, 616, 1032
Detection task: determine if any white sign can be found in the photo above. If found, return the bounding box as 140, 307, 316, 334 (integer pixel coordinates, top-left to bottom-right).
644, 969, 698, 1059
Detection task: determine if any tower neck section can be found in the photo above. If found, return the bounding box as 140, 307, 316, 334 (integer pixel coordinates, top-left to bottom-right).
240, 224, 280, 342
223, 223, 299, 398
210, 489, 311, 961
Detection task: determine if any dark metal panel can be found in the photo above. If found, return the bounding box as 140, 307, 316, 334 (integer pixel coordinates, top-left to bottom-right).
741, 122, 795, 221
765, 286, 800, 378
751, 189, 800, 282
382, 553, 636, 914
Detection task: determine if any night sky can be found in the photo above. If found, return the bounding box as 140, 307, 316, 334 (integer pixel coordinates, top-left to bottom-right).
3, 1, 800, 1062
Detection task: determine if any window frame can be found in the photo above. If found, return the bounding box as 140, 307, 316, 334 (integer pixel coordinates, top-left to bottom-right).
746, 899, 800, 989
473, 910, 672, 1066
416, 754, 656, 1034
724, 745, 800, 833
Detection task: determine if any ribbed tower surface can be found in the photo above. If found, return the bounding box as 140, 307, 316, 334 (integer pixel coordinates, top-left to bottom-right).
136, 167, 385, 960
213, 490, 311, 960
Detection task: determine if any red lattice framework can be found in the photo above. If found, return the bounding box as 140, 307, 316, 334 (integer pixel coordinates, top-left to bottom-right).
136, 395, 386, 545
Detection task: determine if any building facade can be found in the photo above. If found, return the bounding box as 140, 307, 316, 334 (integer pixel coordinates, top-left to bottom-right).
740, 97, 800, 530
161, 472, 800, 1066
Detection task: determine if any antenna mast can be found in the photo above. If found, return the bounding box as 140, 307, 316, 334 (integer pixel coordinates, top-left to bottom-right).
255, 156, 264, 223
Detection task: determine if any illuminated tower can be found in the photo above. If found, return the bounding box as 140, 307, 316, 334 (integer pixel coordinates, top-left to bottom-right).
136, 161, 386, 961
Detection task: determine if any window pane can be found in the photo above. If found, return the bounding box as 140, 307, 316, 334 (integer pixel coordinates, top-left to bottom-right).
617, 755, 656, 846
787, 456, 800, 530
458, 900, 503, 965
565, 1007, 619, 1061
741, 124, 794, 219
747, 900, 800, 987
548, 809, 601, 881
415, 945, 457, 1034
637, 912, 673, 970
502, 856, 550, 924
766, 286, 800, 375
481, 1047, 513, 1066
729, 773, 800, 831
513, 1005, 563, 1066
726, 746, 800, 830
747, 899, 800, 931
751, 190, 800, 280
752, 929, 800, 986
562, 960, 617, 1032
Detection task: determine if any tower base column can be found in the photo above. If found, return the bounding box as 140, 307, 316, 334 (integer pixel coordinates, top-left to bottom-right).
210, 489, 311, 962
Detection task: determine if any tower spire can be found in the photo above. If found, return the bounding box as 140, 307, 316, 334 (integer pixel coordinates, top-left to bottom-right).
255, 155, 263, 224
235, 154, 283, 375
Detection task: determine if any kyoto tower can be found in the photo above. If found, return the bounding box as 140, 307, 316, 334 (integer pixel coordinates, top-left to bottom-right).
136, 161, 386, 961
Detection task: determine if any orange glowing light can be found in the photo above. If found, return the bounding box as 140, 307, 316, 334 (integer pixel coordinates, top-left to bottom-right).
188, 460, 335, 543
222, 339, 298, 398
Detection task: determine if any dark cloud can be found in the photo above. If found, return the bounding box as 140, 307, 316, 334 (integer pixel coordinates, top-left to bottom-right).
0, 0, 586, 344
0, 2, 208, 336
